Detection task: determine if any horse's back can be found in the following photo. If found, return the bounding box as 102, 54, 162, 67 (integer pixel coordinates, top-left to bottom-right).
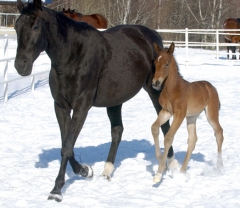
93, 25, 162, 107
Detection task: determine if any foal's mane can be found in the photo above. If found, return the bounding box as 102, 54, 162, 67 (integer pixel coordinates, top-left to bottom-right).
163, 47, 183, 79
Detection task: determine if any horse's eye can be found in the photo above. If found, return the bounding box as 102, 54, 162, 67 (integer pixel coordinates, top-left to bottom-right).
166, 63, 169, 67
33, 26, 39, 30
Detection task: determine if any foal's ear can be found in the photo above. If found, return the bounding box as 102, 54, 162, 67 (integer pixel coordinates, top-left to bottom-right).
154, 42, 162, 53
17, 0, 24, 13
168, 42, 175, 55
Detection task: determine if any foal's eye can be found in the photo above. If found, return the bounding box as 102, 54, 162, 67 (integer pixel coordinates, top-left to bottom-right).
166, 63, 169, 67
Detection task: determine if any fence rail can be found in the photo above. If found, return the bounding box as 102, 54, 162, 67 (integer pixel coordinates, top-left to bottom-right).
1, 28, 240, 102
0, 34, 50, 102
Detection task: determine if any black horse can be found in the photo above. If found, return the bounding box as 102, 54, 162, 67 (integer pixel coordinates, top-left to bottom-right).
15, 0, 174, 202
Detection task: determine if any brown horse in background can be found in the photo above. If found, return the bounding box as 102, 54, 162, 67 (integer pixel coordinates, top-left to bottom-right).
223, 18, 240, 59
62, 8, 108, 29
151, 42, 224, 183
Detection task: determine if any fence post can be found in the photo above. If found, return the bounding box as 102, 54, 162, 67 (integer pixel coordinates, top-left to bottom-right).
31, 76, 35, 91
4, 34, 9, 102
216, 30, 219, 59
4, 61, 8, 102
185, 28, 188, 69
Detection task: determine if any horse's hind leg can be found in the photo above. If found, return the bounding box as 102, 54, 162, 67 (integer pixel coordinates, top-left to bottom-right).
102, 104, 123, 180
205, 100, 224, 168
180, 115, 198, 173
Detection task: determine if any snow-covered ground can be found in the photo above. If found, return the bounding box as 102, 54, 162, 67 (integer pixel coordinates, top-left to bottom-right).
0, 38, 240, 207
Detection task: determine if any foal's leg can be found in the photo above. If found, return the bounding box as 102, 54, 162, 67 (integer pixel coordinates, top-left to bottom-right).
180, 115, 198, 173
48, 102, 92, 202
205, 101, 224, 168
151, 110, 172, 168
143, 82, 174, 159
102, 104, 123, 180
154, 112, 185, 183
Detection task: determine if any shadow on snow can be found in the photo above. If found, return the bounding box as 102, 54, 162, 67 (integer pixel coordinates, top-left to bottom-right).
35, 139, 205, 192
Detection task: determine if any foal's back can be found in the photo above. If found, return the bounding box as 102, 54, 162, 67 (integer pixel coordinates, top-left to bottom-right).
185, 80, 220, 116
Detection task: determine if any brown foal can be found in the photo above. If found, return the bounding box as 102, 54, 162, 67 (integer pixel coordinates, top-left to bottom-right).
151, 42, 224, 183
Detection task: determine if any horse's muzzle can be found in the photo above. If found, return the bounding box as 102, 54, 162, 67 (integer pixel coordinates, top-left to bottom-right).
14, 58, 32, 76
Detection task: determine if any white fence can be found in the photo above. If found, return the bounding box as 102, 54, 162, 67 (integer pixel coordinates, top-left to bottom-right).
0, 34, 50, 102
1, 28, 240, 102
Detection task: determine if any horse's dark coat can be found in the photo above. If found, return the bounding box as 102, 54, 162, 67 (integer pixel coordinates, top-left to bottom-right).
15, 0, 173, 202
223, 17, 240, 59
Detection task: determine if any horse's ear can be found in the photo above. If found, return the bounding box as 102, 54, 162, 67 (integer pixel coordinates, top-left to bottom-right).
154, 42, 162, 53
168, 42, 175, 55
17, 0, 24, 13
33, 0, 42, 9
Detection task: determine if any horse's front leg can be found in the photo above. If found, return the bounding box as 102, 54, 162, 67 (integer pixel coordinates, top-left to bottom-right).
48, 101, 92, 202
102, 104, 123, 181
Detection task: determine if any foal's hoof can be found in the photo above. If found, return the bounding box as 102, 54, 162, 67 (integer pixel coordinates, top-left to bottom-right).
48, 193, 63, 202
153, 172, 162, 183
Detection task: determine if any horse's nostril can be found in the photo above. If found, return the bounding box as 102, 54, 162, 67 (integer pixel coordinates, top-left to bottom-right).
23, 60, 28, 70
156, 80, 160, 86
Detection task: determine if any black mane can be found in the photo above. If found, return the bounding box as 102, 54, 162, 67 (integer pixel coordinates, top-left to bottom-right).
22, 3, 42, 16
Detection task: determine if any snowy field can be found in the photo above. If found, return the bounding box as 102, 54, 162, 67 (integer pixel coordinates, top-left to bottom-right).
0, 38, 240, 207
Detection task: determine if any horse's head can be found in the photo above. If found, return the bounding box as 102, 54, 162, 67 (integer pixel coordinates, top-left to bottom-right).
152, 42, 175, 91
15, 0, 48, 76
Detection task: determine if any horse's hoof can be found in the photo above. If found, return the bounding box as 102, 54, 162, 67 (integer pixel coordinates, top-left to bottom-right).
101, 162, 114, 181
153, 172, 162, 183
82, 164, 93, 178
102, 174, 111, 181
168, 158, 180, 170
48, 193, 63, 202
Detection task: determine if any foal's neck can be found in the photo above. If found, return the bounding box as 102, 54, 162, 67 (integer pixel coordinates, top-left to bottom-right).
166, 57, 184, 88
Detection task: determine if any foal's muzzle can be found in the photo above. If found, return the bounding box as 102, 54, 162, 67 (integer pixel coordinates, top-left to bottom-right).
152, 80, 162, 91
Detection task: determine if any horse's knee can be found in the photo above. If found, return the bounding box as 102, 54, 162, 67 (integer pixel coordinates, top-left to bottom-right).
61, 148, 74, 159
111, 126, 123, 143
160, 120, 170, 135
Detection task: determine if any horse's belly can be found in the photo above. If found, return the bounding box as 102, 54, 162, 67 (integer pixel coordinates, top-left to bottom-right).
93, 71, 148, 107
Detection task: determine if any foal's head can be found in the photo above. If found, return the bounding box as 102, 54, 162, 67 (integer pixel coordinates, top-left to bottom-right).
62, 8, 77, 19
152, 42, 175, 91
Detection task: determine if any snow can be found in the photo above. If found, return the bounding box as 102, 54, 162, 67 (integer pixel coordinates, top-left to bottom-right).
0, 38, 240, 207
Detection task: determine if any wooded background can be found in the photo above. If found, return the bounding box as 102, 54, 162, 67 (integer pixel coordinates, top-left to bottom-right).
1, 0, 239, 42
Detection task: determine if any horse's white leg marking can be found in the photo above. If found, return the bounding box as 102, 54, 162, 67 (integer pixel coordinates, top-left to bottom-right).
102, 162, 114, 181
167, 156, 179, 170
